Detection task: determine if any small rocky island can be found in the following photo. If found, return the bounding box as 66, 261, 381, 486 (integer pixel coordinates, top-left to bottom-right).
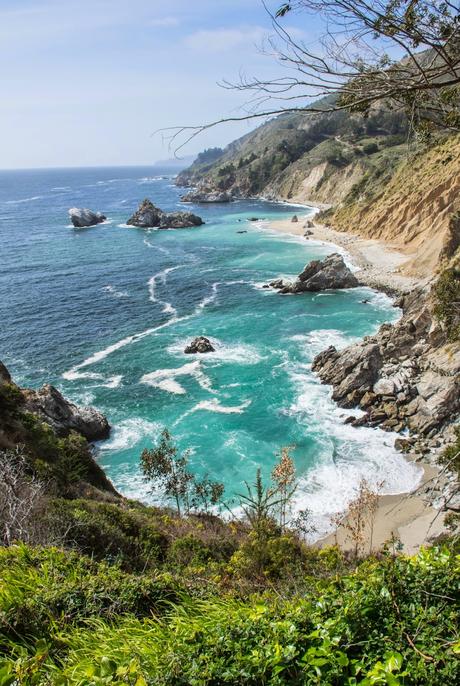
269, 253, 359, 293
184, 336, 215, 354
69, 208, 107, 228
127, 199, 204, 229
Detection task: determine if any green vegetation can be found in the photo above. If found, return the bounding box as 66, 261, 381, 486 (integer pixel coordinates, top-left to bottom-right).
433, 262, 460, 340
176, 100, 410, 203
1, 348, 459, 684
0, 544, 458, 684
1, 409, 459, 683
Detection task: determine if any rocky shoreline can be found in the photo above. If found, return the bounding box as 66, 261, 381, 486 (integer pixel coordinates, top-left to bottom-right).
262, 210, 459, 546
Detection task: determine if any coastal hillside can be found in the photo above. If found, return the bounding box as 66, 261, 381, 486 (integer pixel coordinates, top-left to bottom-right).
177, 101, 409, 207
177, 109, 460, 278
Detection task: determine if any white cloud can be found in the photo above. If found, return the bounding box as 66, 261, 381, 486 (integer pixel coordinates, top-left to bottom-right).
149, 16, 179, 28
184, 26, 266, 53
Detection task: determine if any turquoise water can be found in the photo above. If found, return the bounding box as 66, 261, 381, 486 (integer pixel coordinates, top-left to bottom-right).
0, 166, 420, 535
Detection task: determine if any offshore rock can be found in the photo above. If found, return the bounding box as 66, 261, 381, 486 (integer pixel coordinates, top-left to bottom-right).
159, 211, 204, 229
126, 199, 203, 229
126, 199, 163, 228
23, 384, 111, 441
69, 208, 106, 228
272, 253, 359, 293
184, 336, 215, 354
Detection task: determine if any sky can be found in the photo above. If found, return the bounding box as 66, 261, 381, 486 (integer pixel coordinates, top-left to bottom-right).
0, 0, 320, 169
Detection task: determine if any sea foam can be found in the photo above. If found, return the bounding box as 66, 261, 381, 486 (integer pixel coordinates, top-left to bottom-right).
140, 360, 215, 395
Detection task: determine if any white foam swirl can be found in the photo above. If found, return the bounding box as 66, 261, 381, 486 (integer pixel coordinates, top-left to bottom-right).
140, 360, 215, 395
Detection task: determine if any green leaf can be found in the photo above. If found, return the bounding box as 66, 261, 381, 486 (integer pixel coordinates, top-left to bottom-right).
384, 652, 402, 673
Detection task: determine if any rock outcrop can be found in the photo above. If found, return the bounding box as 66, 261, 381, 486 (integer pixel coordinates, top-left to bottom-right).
312, 288, 460, 437
0, 361, 12, 384
126, 199, 163, 228
184, 336, 215, 354
161, 212, 204, 229
181, 190, 232, 203
69, 208, 106, 228
271, 253, 359, 293
126, 199, 204, 229
23, 384, 111, 441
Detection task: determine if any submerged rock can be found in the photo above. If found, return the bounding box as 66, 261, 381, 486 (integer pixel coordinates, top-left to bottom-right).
69, 208, 106, 228
184, 336, 215, 354
23, 384, 111, 441
126, 199, 204, 229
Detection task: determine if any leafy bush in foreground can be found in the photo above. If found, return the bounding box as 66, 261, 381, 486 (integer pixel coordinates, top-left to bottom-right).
0, 545, 179, 647
0, 545, 458, 685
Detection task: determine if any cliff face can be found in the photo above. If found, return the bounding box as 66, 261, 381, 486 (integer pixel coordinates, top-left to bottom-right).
329, 135, 460, 277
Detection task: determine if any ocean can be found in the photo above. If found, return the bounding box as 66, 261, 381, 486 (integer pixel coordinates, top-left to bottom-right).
0, 165, 421, 536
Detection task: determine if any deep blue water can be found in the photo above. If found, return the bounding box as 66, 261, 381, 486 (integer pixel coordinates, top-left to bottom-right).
0, 166, 420, 535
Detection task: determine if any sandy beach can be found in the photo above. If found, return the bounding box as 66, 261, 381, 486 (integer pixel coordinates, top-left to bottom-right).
267, 211, 432, 295
265, 209, 447, 553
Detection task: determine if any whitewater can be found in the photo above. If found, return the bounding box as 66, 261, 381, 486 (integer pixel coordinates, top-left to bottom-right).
0, 165, 421, 537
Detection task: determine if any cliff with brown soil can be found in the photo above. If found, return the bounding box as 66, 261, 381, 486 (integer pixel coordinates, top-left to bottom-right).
328, 135, 460, 278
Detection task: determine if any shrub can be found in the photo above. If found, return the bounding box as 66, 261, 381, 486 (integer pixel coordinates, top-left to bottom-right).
0, 545, 179, 645
46, 499, 169, 570
362, 142, 379, 154
2, 546, 457, 685
433, 265, 460, 340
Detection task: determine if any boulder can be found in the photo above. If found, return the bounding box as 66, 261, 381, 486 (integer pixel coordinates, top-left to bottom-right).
23, 384, 110, 441
279, 254, 359, 293
69, 208, 106, 228
291, 215, 298, 223
373, 378, 396, 396
184, 336, 215, 354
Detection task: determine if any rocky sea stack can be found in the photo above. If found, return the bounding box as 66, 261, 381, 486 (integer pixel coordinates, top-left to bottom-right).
184, 336, 215, 354
270, 253, 359, 293
68, 208, 106, 228
127, 199, 204, 229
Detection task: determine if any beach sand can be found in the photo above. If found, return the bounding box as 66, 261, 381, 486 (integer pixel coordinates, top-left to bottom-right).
319, 463, 447, 555
265, 209, 446, 553
267, 213, 431, 294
